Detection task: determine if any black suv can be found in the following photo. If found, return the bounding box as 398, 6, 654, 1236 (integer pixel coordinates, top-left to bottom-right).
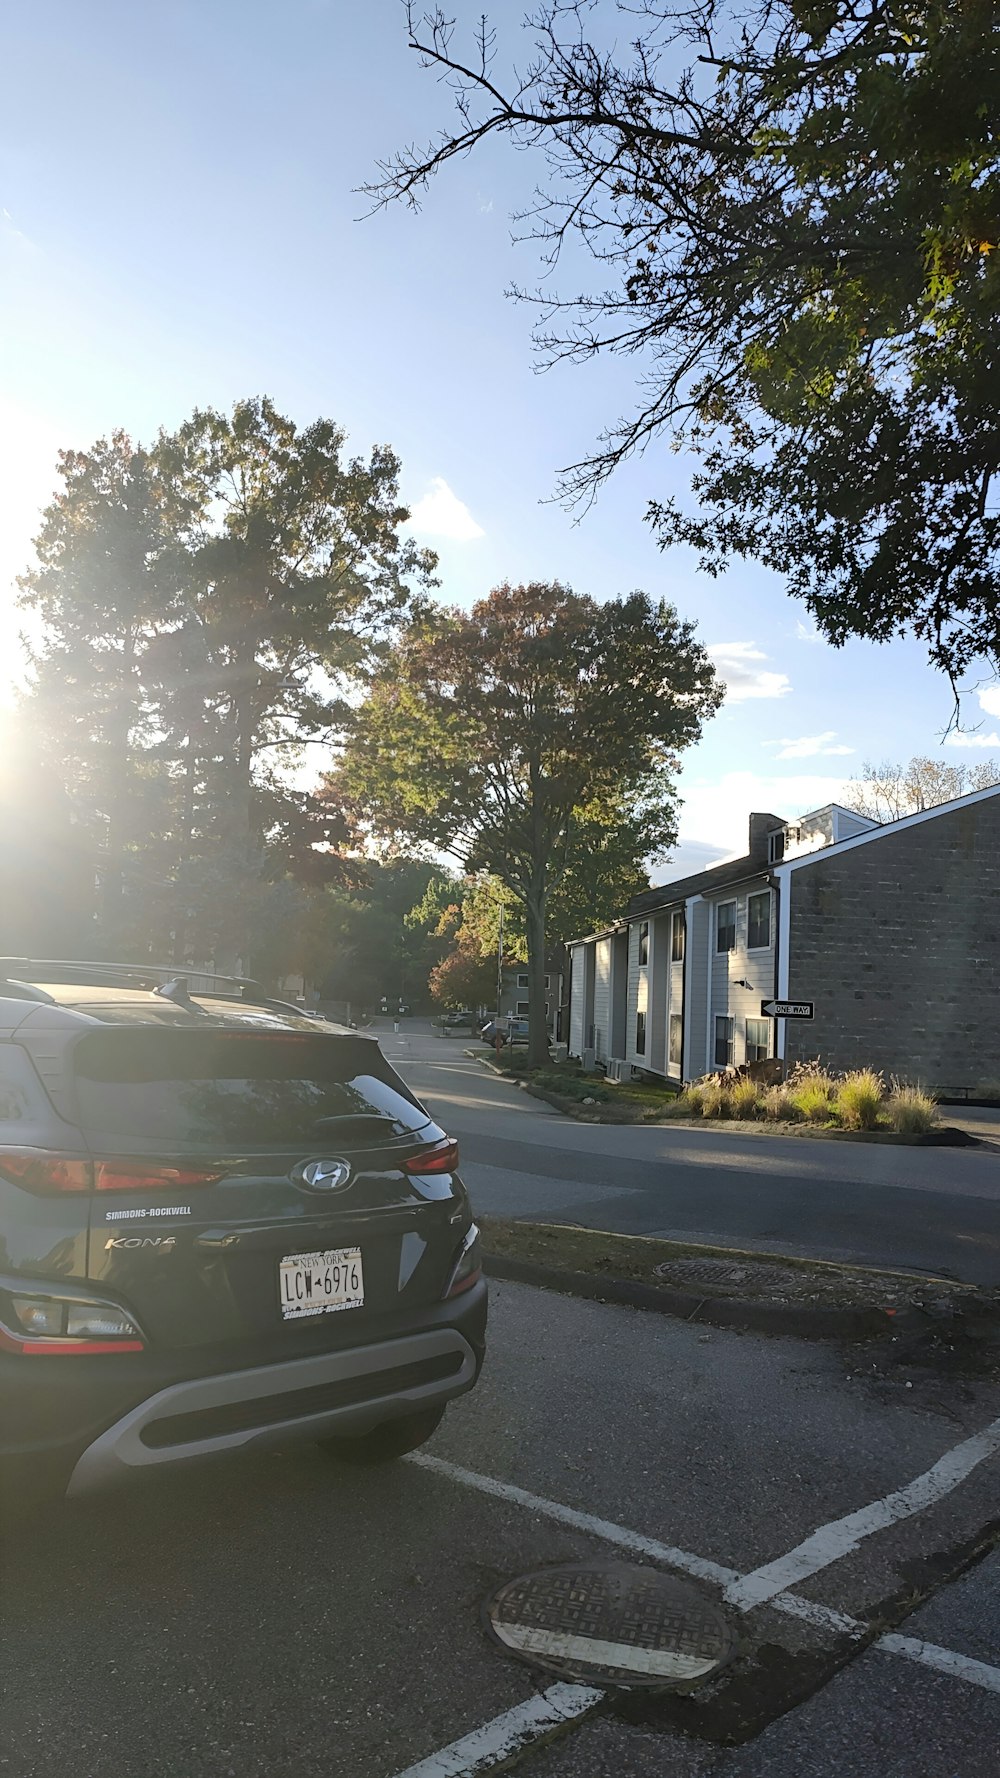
0, 961, 486, 1501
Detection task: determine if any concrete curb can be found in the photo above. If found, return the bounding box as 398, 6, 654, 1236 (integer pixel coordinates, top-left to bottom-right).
481, 1250, 938, 1342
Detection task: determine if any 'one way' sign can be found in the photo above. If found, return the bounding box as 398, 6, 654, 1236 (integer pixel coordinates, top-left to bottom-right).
761, 999, 814, 1019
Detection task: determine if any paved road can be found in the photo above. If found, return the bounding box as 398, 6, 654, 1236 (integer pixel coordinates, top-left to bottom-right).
385, 1024, 1000, 1285
6, 1278, 999, 1778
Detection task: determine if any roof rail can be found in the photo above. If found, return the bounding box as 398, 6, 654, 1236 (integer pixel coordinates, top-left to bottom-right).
0, 959, 266, 997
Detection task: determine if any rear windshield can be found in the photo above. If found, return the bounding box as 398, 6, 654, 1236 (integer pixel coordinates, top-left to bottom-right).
72, 1030, 429, 1145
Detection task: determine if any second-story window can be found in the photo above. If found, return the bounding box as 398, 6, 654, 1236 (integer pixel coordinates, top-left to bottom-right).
748, 890, 772, 949
638, 921, 649, 965
716, 901, 736, 953
670, 910, 685, 962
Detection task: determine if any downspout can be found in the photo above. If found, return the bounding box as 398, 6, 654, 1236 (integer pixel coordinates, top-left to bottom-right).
767, 867, 791, 1066
678, 905, 687, 1084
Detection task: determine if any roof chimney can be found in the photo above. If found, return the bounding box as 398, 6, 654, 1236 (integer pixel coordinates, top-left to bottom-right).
748, 812, 787, 863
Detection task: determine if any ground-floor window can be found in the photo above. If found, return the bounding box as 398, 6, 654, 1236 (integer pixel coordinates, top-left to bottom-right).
745, 1017, 770, 1062
516, 1001, 530, 1015
714, 1015, 734, 1068
636, 1010, 647, 1054
668, 1014, 683, 1066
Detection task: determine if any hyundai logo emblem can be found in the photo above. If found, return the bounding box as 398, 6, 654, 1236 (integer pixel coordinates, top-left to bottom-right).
299, 1157, 351, 1192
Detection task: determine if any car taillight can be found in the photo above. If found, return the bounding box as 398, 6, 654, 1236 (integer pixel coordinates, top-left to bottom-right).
0, 1153, 91, 1192
404, 1138, 460, 1175
94, 1162, 225, 1192
0, 1291, 145, 1355
444, 1224, 482, 1299
0, 1150, 224, 1194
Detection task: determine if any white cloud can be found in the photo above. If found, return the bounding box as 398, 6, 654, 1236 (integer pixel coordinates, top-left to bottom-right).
771, 731, 855, 760
794, 620, 824, 645
977, 686, 1000, 718
408, 477, 484, 542
945, 729, 1000, 748
676, 769, 854, 856
708, 642, 791, 703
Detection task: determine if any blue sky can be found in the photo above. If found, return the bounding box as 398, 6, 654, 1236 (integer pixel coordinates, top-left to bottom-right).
3, 0, 998, 877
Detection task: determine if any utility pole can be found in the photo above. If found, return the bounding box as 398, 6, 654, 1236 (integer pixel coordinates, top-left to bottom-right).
496, 895, 504, 1019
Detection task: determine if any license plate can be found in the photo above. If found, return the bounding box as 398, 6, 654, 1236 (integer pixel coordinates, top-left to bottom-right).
279, 1248, 364, 1320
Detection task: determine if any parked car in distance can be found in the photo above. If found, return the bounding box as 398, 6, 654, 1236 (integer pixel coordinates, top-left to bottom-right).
480, 1017, 532, 1048
441, 1010, 475, 1028
0, 960, 486, 1504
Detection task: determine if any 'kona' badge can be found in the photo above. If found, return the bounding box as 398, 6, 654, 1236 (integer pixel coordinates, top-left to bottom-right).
105, 1235, 176, 1250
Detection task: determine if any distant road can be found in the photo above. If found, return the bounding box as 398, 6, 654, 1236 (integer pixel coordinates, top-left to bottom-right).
384, 1021, 1000, 1285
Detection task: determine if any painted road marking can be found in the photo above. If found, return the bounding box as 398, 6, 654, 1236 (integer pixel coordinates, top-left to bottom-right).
410, 1454, 740, 1589
725, 1412, 1000, 1610
877, 1634, 1000, 1697
408, 1453, 1000, 1694
493, 1622, 721, 1680
388, 1681, 604, 1778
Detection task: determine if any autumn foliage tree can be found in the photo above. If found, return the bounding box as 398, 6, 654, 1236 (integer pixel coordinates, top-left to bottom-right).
337, 581, 720, 1065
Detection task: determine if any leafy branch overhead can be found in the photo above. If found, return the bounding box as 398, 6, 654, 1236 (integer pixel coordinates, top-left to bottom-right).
371, 3, 1000, 685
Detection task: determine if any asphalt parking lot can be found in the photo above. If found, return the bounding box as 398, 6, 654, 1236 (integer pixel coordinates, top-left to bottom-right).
4, 1276, 1000, 1778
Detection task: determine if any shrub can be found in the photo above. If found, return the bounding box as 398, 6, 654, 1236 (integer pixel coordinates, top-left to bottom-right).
728, 1076, 762, 1119
836, 1068, 885, 1131
887, 1082, 938, 1134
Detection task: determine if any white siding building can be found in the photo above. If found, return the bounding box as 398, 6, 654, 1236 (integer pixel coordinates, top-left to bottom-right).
567, 806, 878, 1082
567, 789, 1000, 1094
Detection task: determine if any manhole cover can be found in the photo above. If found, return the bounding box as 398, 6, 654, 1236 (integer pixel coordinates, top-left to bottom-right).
485, 1561, 736, 1690
655, 1256, 797, 1292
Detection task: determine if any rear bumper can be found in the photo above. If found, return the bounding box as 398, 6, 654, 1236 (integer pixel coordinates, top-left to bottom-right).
0, 1279, 487, 1496
67, 1322, 479, 1495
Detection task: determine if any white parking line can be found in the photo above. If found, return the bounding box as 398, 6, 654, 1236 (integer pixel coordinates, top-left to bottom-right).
388, 1681, 604, 1778
876, 1634, 1000, 1696
724, 1412, 1000, 1610
411, 1454, 740, 1589
408, 1452, 1000, 1694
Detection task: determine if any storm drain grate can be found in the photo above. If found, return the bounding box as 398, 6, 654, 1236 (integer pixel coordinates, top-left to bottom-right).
655, 1255, 800, 1292
485, 1561, 736, 1690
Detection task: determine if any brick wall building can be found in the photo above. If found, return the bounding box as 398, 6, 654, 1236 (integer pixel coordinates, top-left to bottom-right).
783, 790, 1000, 1092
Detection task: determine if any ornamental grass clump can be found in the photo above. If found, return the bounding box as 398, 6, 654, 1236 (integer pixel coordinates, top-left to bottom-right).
836, 1068, 885, 1130
762, 1084, 800, 1122
674, 1087, 702, 1116
697, 1079, 729, 1118
887, 1081, 938, 1134
788, 1065, 838, 1124
728, 1075, 763, 1119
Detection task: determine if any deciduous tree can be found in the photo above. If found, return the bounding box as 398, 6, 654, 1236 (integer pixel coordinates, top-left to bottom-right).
842, 755, 1000, 823
336, 581, 720, 1065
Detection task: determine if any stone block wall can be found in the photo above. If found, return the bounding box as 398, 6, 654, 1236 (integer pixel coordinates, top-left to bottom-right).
784, 795, 1000, 1093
